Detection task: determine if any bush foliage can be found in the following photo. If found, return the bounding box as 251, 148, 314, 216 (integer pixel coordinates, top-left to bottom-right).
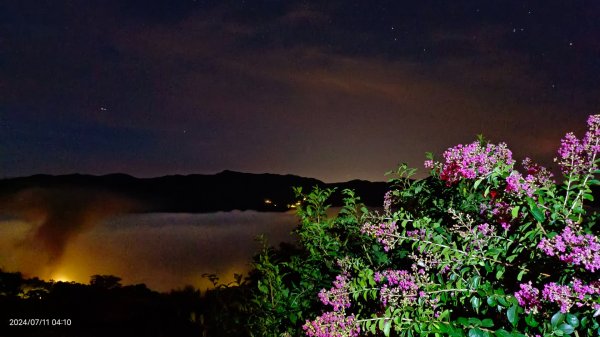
246, 115, 600, 337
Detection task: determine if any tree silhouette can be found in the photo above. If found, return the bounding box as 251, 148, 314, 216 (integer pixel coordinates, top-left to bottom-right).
90, 274, 122, 290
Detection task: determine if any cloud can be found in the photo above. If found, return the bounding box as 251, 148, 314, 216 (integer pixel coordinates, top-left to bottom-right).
0, 187, 140, 275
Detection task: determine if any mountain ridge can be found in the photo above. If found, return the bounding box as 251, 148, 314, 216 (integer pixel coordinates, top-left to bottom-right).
0, 171, 390, 213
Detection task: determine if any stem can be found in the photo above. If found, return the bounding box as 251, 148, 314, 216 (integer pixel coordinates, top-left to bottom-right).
392, 234, 523, 270
362, 244, 375, 266
427, 288, 477, 294
565, 137, 598, 221
356, 316, 495, 334
563, 155, 576, 209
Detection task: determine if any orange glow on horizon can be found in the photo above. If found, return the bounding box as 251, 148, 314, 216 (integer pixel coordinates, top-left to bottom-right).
50, 271, 73, 283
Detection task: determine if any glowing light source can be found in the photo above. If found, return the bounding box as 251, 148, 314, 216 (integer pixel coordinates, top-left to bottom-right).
50, 272, 72, 283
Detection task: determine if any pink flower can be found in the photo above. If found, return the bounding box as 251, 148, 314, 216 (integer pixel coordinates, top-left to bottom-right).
542, 283, 574, 313
556, 114, 600, 176
435, 141, 514, 185
361, 221, 398, 252
538, 227, 600, 272
374, 270, 419, 306
303, 312, 360, 337
383, 191, 393, 214
514, 282, 541, 314
318, 273, 351, 311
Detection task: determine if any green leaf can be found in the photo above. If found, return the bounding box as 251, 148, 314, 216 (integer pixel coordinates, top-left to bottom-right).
471, 296, 482, 312
496, 266, 505, 279
588, 179, 600, 185
487, 296, 497, 306
383, 320, 391, 336
566, 314, 579, 328
507, 304, 518, 326
511, 206, 520, 219
469, 328, 485, 337
525, 314, 539, 327
583, 193, 594, 201
529, 203, 545, 222
558, 323, 575, 335
449, 327, 464, 337
468, 318, 482, 326
551, 311, 565, 328
474, 177, 485, 191
481, 319, 494, 328
472, 276, 481, 288
257, 280, 268, 294
494, 329, 511, 337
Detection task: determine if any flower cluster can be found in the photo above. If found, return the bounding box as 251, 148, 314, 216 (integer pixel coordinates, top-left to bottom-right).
505, 171, 535, 197
448, 211, 496, 254
374, 270, 419, 306
303, 312, 360, 337
480, 200, 513, 231
431, 141, 514, 185
406, 228, 427, 240
514, 281, 541, 314
383, 191, 393, 214
522, 157, 554, 187
556, 114, 600, 175
515, 279, 600, 314
476, 223, 494, 236
542, 280, 600, 313
318, 273, 351, 311
538, 226, 600, 272
505, 158, 554, 197
556, 133, 586, 175
305, 272, 360, 337
405, 227, 450, 271
584, 115, 600, 152
361, 221, 398, 252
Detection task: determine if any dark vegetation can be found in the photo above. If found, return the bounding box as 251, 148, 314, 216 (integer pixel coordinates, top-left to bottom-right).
0, 271, 205, 337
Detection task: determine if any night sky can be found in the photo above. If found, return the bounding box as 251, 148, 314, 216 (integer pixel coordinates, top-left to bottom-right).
2, 1, 600, 182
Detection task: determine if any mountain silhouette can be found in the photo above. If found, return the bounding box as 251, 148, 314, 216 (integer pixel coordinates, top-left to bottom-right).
0, 171, 390, 213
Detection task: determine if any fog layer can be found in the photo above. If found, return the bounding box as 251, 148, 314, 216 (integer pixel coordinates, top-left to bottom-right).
0, 211, 298, 291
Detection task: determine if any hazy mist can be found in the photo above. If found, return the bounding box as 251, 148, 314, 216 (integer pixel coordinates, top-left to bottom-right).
0, 189, 299, 291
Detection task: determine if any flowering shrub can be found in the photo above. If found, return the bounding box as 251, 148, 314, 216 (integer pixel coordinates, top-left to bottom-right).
300, 115, 600, 336
538, 227, 600, 272
425, 141, 514, 185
